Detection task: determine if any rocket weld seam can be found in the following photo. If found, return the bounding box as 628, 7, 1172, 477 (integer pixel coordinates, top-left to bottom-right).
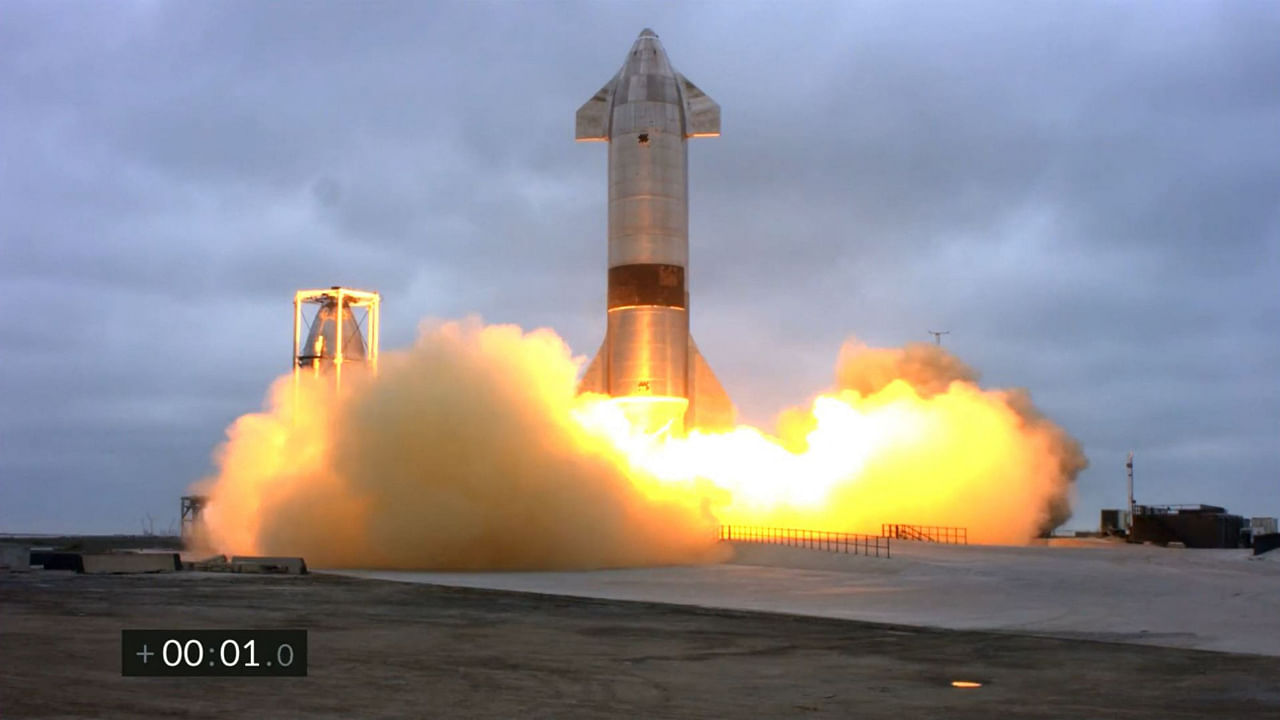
607, 305, 689, 312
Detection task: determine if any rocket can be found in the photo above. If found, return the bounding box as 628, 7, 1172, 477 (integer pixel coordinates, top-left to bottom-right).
576, 29, 735, 433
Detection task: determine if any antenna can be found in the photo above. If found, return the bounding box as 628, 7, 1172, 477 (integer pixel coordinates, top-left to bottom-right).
928, 330, 950, 345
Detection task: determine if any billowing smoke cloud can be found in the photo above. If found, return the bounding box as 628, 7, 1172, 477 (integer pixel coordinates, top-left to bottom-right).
195, 322, 1086, 568
756, 340, 1086, 541
830, 341, 1085, 537
834, 340, 980, 398
824, 338, 1085, 535
195, 319, 725, 569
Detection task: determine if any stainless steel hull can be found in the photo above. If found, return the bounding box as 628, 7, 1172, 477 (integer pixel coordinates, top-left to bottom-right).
576, 29, 735, 432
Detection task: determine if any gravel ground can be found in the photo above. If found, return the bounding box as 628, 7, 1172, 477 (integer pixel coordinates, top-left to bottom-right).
2, 570, 1278, 719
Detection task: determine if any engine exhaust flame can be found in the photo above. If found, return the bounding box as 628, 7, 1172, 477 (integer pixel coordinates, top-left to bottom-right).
193, 319, 1085, 568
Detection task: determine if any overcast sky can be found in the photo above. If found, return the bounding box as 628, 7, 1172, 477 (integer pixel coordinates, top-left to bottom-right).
3, 1, 1277, 534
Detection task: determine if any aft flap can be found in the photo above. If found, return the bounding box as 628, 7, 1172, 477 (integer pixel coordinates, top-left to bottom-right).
577, 340, 607, 394
687, 336, 736, 431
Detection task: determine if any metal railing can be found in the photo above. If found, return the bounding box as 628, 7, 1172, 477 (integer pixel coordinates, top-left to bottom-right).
719, 525, 890, 558
880, 523, 968, 545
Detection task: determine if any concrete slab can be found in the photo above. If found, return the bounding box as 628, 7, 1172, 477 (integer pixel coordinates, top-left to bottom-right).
331, 540, 1280, 656
79, 552, 179, 574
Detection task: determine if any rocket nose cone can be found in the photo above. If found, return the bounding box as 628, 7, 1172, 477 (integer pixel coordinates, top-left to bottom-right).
620, 27, 674, 80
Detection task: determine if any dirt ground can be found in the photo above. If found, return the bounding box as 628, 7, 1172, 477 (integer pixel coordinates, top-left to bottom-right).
2, 570, 1278, 719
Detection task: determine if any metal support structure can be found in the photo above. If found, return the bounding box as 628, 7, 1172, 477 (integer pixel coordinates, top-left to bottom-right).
928, 330, 950, 345
180, 495, 207, 542
292, 287, 381, 392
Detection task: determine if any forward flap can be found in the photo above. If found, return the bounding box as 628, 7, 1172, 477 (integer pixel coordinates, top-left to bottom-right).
576, 75, 618, 141
678, 74, 720, 138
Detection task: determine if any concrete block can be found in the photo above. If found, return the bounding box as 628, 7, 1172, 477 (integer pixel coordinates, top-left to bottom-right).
31, 551, 84, 571
79, 552, 179, 574
0, 544, 31, 571
1255, 533, 1280, 556
182, 554, 229, 571
230, 556, 308, 574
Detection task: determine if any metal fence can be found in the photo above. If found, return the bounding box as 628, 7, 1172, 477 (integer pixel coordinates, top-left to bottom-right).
719, 525, 891, 558
880, 523, 968, 545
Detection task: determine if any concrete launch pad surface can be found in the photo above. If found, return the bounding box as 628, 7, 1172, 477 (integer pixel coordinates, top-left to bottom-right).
4, 571, 1279, 719
336, 540, 1280, 657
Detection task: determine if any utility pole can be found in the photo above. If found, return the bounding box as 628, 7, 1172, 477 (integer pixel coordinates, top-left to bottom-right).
928, 330, 950, 345
1126, 451, 1135, 534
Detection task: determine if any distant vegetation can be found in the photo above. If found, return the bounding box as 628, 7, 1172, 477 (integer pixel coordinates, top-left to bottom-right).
0, 534, 182, 552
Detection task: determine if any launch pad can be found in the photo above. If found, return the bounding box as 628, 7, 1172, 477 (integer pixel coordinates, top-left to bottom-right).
336, 539, 1280, 657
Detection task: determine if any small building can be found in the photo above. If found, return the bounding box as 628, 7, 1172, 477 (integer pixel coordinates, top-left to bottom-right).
1099, 509, 1131, 536
1250, 517, 1278, 536
1130, 504, 1245, 549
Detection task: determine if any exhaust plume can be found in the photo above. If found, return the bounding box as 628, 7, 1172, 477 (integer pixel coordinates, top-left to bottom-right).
195, 321, 1086, 568
196, 319, 725, 569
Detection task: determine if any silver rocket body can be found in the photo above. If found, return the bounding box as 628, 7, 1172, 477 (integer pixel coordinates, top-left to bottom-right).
576, 29, 735, 432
